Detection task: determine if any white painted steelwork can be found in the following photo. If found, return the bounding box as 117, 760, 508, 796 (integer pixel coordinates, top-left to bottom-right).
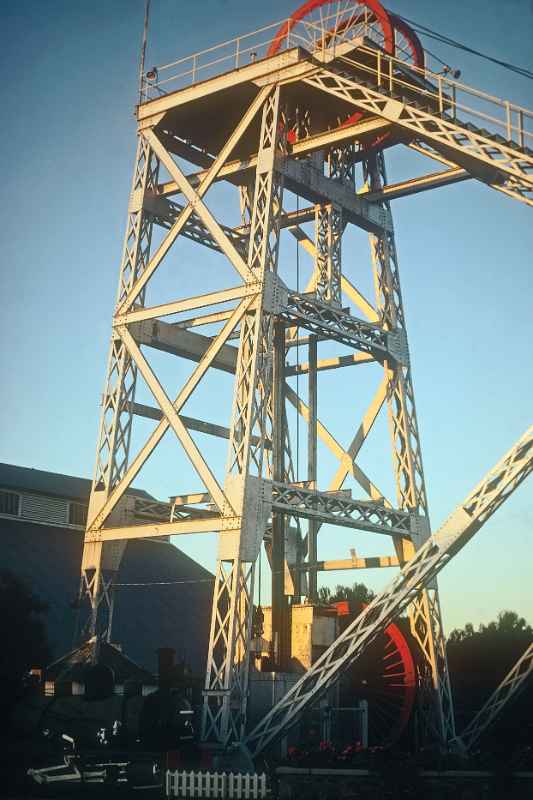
244, 427, 533, 756
78, 9, 532, 751
458, 641, 533, 752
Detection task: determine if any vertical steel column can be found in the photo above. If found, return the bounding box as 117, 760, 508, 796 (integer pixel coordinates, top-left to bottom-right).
239, 181, 255, 227
307, 336, 318, 601
314, 204, 343, 306
271, 321, 290, 668
307, 143, 354, 596
314, 143, 355, 305
364, 151, 455, 744
202, 86, 285, 744
329, 143, 356, 186
80, 136, 159, 642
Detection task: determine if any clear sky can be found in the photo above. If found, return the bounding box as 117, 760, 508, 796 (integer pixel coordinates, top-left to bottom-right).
1, 0, 532, 634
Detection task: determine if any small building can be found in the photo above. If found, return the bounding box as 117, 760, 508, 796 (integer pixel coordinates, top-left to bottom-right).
259, 603, 338, 671
44, 638, 158, 697
0, 463, 213, 677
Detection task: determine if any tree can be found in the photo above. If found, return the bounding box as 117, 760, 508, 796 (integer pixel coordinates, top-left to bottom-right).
480, 610, 532, 636
318, 582, 375, 606
446, 609, 533, 754
448, 622, 475, 643
448, 611, 532, 644
0, 570, 51, 721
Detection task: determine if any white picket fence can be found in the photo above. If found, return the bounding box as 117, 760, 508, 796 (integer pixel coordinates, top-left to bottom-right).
166, 770, 268, 799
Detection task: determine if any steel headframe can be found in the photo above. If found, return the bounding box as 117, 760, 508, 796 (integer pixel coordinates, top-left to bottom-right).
78, 12, 533, 752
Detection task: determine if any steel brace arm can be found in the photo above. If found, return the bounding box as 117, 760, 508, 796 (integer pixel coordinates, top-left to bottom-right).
244, 425, 533, 757
457, 641, 533, 752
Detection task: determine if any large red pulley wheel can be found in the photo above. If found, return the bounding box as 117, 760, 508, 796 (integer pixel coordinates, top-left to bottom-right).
334, 601, 417, 747
267, 0, 395, 58
268, 1, 424, 149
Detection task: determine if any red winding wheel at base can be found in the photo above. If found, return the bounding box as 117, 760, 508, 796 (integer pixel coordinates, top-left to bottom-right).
334, 601, 417, 746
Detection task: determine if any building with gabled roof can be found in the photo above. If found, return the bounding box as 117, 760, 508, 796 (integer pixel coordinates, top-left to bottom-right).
0, 463, 212, 676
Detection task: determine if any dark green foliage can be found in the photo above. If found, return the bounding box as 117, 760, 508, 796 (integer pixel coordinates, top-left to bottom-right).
447, 611, 533, 757
318, 582, 375, 606
0, 569, 51, 720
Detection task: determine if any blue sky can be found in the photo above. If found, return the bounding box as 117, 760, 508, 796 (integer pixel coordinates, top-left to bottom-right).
1, 0, 532, 634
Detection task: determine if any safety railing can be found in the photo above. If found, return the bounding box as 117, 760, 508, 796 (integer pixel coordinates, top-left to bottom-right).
339, 43, 533, 148
139, 11, 385, 101
139, 13, 533, 150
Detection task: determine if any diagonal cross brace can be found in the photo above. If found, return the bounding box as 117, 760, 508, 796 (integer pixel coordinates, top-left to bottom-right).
119, 86, 271, 312
118, 325, 230, 513
87, 298, 254, 530
458, 641, 533, 752
244, 425, 533, 756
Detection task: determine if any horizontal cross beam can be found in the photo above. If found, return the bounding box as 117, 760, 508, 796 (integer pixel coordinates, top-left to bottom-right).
283, 293, 405, 363
132, 402, 271, 449
134, 320, 378, 375
293, 554, 400, 572
244, 425, 533, 756
271, 481, 413, 537
278, 158, 391, 233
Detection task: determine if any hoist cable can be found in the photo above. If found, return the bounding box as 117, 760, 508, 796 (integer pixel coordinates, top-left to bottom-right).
295, 193, 300, 482
397, 13, 533, 81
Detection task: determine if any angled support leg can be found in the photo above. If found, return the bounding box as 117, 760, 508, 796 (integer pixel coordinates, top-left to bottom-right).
365, 150, 456, 745
202, 86, 286, 744
80, 136, 159, 642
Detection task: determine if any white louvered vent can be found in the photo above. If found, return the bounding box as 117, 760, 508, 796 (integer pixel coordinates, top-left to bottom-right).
0, 489, 21, 516
20, 493, 69, 525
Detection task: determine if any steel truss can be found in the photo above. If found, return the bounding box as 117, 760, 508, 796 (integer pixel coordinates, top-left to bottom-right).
364, 150, 454, 742
203, 86, 286, 743
457, 641, 533, 753
271, 481, 414, 535
79, 31, 533, 754
244, 426, 533, 756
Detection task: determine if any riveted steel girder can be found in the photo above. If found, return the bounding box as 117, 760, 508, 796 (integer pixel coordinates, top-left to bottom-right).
283, 291, 407, 363
244, 426, 533, 756
270, 481, 414, 537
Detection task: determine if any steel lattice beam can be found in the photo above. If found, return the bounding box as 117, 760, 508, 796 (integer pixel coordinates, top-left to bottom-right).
80, 135, 160, 641
244, 426, 533, 756
271, 481, 415, 537
303, 60, 533, 206
283, 292, 406, 363
202, 85, 286, 744
363, 149, 456, 742
458, 642, 533, 752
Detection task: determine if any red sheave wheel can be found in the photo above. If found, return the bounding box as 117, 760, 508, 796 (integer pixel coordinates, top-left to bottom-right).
334, 601, 417, 747
267, 0, 395, 58
268, 2, 424, 150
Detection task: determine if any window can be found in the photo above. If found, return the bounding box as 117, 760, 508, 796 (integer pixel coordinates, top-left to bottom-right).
69, 502, 88, 527
0, 490, 20, 517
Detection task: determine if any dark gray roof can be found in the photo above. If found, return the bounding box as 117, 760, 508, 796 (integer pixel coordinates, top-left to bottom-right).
0, 462, 154, 502
47, 640, 156, 685
1, 519, 213, 676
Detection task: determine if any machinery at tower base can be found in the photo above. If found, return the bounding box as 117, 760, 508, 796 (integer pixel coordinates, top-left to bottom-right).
72, 0, 533, 783
14, 656, 201, 790
252, 600, 417, 749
